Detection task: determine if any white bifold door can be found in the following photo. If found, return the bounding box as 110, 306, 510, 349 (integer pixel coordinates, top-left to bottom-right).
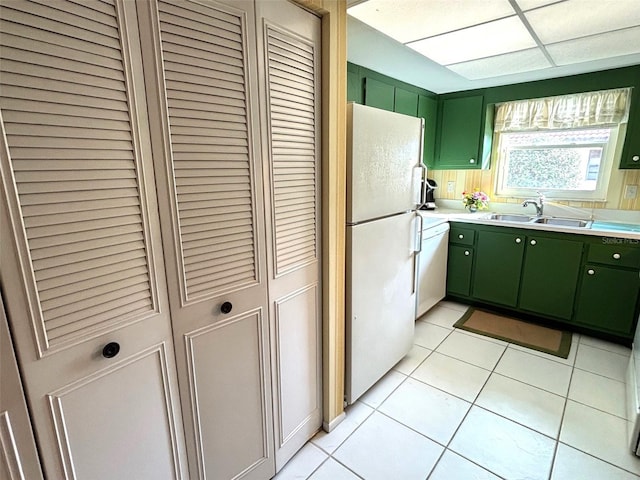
0, 0, 321, 479
0, 1, 189, 478
137, 0, 322, 477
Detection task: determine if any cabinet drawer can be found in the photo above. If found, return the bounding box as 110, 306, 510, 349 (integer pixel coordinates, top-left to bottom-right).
450, 226, 475, 245
587, 243, 640, 268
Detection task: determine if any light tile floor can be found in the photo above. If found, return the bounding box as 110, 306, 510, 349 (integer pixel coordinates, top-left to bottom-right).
275, 300, 640, 480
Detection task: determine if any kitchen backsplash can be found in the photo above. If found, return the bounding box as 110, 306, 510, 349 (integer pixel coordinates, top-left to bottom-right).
430, 167, 640, 212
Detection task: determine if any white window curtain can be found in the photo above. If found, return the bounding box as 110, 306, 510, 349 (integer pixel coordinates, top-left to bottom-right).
494, 87, 632, 132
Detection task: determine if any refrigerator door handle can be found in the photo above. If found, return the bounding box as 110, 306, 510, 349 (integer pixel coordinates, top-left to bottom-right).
413, 163, 427, 208
412, 214, 423, 295
415, 214, 424, 254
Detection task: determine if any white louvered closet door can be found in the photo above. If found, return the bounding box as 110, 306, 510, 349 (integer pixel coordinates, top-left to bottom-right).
255, 1, 322, 471
136, 1, 275, 479
0, 1, 189, 479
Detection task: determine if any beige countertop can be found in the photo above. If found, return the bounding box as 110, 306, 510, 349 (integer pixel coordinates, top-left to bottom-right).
418, 206, 640, 241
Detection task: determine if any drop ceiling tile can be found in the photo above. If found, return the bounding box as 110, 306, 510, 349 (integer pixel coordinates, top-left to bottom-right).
546, 26, 640, 65
524, 0, 640, 44
514, 0, 562, 11
407, 16, 537, 65
447, 48, 552, 79
347, 0, 515, 44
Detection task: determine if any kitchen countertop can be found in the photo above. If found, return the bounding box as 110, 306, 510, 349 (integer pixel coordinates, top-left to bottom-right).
418, 208, 640, 241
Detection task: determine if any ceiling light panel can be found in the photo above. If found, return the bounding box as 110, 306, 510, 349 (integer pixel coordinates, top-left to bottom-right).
447, 48, 552, 79
513, 0, 564, 11
407, 16, 537, 65
524, 0, 640, 44
347, 0, 515, 43
546, 26, 640, 65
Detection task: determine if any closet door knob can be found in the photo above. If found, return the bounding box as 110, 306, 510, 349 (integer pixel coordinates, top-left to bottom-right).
102, 342, 120, 359
221, 301, 233, 314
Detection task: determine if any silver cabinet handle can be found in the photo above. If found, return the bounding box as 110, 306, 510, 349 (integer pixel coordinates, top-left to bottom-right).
464, 250, 470, 256
459, 234, 464, 239
613, 253, 621, 259
530, 239, 537, 246
633, 155, 639, 162
469, 158, 475, 164
515, 238, 521, 244
587, 269, 595, 275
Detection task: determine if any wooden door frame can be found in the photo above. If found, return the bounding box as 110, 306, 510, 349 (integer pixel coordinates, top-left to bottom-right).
290, 0, 347, 430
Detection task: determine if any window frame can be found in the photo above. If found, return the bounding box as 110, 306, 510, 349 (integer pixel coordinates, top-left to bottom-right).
493, 123, 624, 202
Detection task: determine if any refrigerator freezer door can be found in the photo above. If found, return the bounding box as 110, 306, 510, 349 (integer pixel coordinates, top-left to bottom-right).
345, 212, 417, 404
347, 103, 424, 224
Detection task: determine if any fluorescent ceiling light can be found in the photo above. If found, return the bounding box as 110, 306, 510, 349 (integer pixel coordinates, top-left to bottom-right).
447, 48, 552, 79
547, 26, 640, 65
347, 0, 514, 43
407, 16, 537, 65
524, 0, 640, 43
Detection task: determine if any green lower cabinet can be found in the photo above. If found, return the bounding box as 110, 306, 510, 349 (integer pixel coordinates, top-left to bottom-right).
574, 265, 640, 335
472, 230, 524, 307
447, 245, 473, 297
519, 236, 583, 319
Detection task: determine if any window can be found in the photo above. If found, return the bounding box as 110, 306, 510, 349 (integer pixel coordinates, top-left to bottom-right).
494, 88, 631, 201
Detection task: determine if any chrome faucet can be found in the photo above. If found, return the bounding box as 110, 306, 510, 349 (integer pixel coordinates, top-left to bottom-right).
522, 193, 544, 216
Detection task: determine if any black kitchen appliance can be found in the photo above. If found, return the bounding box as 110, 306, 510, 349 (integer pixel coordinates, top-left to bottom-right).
420, 178, 437, 210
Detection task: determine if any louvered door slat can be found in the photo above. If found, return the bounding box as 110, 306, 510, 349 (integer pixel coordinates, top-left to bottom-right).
0, 20, 121, 60
29, 0, 118, 28
158, 0, 241, 37
30, 230, 143, 260
1, 59, 124, 92
23, 205, 141, 228
2, 73, 127, 102
0, 0, 156, 349
0, 6, 121, 49
68, 0, 115, 16
3, 1, 119, 38
37, 257, 149, 292
157, 0, 258, 302
38, 265, 148, 302
45, 294, 153, 339
160, 33, 243, 68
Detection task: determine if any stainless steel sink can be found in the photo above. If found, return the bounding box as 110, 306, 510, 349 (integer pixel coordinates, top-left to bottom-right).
533, 217, 592, 228
485, 213, 592, 228
487, 214, 534, 222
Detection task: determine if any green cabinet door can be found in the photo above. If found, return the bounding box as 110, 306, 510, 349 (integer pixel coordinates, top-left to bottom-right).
364, 77, 394, 111
394, 88, 418, 116
437, 95, 484, 169
347, 66, 363, 104
574, 265, 640, 335
519, 236, 583, 319
620, 97, 640, 168
447, 245, 473, 297
472, 229, 524, 307
418, 94, 437, 168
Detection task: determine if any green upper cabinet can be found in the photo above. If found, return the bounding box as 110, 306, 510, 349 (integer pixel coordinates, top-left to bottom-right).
436, 95, 486, 170
364, 77, 395, 111
394, 88, 418, 116
347, 63, 363, 104
620, 93, 640, 168
418, 95, 437, 168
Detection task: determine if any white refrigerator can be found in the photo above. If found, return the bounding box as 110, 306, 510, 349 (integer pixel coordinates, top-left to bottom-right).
345, 103, 425, 404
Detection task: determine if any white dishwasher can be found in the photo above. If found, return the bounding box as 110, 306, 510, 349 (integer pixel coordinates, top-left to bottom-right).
416, 220, 450, 318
